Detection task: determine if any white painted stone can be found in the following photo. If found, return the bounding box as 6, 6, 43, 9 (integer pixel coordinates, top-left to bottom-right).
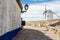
0, 0, 22, 35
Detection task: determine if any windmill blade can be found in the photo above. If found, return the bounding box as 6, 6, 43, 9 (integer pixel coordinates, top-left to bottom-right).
54, 13, 60, 18
43, 12, 46, 19
53, 12, 60, 18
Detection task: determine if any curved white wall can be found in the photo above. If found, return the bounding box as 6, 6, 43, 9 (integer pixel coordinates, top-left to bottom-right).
0, 0, 21, 35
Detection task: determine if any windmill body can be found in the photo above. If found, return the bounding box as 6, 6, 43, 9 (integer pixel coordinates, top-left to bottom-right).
44, 9, 53, 20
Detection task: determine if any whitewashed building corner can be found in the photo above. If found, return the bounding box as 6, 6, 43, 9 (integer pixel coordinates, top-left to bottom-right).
0, 0, 22, 35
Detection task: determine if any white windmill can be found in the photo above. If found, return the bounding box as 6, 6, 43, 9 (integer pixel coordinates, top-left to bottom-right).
43, 5, 54, 20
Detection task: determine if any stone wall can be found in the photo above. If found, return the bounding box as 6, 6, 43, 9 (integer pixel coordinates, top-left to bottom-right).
0, 0, 21, 35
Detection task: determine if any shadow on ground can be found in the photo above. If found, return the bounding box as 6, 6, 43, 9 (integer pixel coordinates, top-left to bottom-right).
13, 28, 53, 40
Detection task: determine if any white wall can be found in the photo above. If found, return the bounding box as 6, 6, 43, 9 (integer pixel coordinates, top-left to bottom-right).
0, 0, 21, 35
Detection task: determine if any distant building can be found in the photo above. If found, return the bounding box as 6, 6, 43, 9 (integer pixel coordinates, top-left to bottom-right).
0, 0, 22, 35
43, 9, 54, 20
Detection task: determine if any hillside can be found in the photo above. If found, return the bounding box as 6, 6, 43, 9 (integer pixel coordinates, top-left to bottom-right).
13, 19, 60, 40
26, 19, 60, 27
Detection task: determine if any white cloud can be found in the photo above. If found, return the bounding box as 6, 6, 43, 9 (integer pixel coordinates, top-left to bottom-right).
21, 0, 60, 21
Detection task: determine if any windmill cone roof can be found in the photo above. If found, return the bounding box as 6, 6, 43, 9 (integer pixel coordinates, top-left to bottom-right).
43, 9, 54, 15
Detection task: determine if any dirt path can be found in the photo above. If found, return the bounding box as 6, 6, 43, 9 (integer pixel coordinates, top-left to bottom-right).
13, 26, 60, 40
13, 26, 52, 40
24, 26, 60, 40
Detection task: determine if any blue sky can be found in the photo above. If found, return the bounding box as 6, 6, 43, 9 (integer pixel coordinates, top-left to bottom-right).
21, 0, 53, 4
21, 0, 60, 21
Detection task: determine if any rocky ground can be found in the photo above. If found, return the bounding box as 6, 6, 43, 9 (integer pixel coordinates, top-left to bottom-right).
13, 19, 60, 40
13, 25, 60, 40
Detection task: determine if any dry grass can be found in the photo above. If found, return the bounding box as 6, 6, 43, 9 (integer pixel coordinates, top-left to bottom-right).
13, 19, 60, 40
26, 19, 60, 27
25, 19, 60, 40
